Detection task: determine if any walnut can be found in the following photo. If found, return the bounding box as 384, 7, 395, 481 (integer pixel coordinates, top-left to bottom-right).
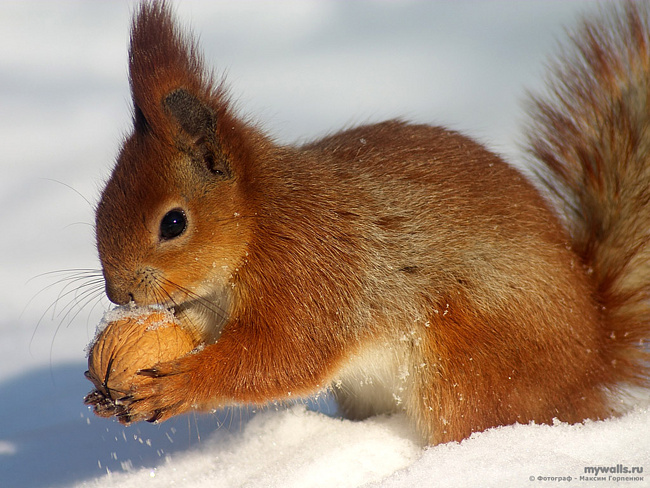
85, 308, 200, 410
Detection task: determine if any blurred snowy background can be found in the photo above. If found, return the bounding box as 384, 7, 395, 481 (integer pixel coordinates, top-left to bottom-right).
1, 1, 648, 487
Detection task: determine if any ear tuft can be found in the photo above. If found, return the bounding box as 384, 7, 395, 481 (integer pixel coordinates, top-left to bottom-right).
128, 1, 217, 138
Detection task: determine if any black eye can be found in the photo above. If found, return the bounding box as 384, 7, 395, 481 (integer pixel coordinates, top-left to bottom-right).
160, 209, 187, 240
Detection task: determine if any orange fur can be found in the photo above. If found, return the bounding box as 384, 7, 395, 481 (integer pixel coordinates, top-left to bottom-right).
88, 1, 650, 445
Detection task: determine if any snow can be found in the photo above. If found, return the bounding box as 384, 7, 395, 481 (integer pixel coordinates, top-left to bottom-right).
93, 304, 179, 339
1, 1, 648, 487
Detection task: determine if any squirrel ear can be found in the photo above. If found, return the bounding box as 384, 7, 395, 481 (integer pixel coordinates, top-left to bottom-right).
163, 88, 230, 177
128, 2, 232, 177
163, 88, 215, 140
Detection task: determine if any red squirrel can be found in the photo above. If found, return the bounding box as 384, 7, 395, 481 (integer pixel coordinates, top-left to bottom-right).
86, 1, 650, 445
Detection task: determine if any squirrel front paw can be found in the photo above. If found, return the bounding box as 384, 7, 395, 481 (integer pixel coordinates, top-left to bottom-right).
111, 359, 196, 424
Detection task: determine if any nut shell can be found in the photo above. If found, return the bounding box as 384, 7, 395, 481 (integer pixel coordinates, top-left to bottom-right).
86, 309, 199, 402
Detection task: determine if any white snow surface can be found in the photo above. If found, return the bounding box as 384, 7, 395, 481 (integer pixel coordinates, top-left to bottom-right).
1, 1, 649, 487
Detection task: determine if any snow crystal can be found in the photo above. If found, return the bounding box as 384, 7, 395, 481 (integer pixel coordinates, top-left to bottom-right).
0, 441, 17, 456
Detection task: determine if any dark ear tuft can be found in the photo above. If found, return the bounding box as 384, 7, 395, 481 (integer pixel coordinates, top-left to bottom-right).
163, 88, 216, 140
128, 1, 218, 140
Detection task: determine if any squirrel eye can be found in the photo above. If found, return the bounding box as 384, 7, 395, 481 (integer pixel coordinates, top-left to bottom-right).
160, 209, 187, 240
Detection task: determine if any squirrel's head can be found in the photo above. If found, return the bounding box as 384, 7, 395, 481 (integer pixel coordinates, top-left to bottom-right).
96, 1, 258, 312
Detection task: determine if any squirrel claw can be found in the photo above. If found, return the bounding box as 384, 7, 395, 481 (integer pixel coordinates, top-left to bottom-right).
84, 389, 120, 418
137, 368, 161, 378
83, 389, 103, 405
146, 410, 165, 423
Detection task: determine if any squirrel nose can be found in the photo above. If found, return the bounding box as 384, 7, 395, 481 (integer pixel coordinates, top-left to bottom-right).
104, 277, 134, 305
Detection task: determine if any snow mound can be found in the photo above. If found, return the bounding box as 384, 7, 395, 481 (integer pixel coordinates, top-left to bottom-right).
70, 406, 650, 488
74, 406, 421, 488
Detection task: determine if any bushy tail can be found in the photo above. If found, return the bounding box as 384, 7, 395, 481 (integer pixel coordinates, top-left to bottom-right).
527, 1, 650, 398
